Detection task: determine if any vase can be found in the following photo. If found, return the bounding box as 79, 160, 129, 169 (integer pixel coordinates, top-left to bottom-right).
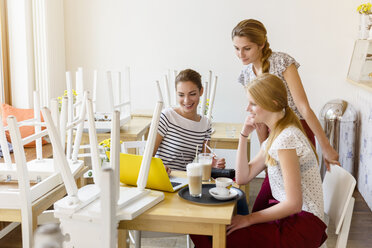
359, 14, 371, 39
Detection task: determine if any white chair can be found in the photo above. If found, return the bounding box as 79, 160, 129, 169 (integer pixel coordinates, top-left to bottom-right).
0, 91, 46, 174
0, 100, 84, 248
66, 67, 131, 131
321, 164, 356, 248
51, 88, 164, 247
200, 70, 218, 120
122, 141, 192, 248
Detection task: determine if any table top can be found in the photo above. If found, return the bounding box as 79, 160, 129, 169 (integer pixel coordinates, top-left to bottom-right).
131, 109, 154, 118
94, 117, 152, 140
129, 170, 235, 225
211, 122, 250, 142
0, 143, 53, 163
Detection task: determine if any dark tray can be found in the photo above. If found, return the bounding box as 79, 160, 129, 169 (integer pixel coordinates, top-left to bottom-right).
178, 184, 244, 205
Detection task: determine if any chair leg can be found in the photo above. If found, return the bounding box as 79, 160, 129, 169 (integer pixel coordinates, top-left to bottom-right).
21, 221, 32, 248
134, 230, 141, 248
336, 197, 355, 248
187, 234, 192, 248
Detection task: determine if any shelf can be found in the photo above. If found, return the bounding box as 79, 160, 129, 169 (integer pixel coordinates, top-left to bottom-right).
347, 78, 372, 93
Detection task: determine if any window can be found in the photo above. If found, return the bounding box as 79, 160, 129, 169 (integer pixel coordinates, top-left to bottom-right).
0, 0, 11, 104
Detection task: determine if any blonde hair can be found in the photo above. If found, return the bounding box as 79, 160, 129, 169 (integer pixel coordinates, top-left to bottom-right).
232, 19, 272, 73
247, 74, 318, 165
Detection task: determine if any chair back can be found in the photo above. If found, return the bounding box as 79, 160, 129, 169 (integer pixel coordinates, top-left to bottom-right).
0, 91, 44, 166
121, 141, 146, 155
200, 70, 218, 120
106, 68, 131, 115
59, 91, 101, 185
323, 164, 356, 247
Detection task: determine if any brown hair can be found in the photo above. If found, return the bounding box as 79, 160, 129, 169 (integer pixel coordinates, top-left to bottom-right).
232, 19, 272, 73
175, 69, 202, 91
247, 73, 318, 165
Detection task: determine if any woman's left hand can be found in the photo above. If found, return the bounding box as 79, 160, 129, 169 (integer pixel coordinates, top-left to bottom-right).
322, 145, 340, 170
226, 215, 251, 235
212, 157, 226, 169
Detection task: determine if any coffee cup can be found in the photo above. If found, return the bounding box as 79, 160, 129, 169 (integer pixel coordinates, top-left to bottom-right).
198, 153, 213, 182
187, 163, 202, 198
215, 177, 233, 196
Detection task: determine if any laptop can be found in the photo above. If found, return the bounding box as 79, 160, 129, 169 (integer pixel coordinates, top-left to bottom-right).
119, 153, 188, 192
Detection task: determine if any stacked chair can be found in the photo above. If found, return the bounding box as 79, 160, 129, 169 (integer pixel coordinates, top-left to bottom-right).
66, 67, 131, 132
0, 91, 88, 248
123, 81, 192, 248
50, 83, 165, 247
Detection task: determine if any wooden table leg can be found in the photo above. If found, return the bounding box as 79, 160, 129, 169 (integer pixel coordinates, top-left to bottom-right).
212, 224, 226, 248
118, 229, 128, 248
32, 214, 38, 231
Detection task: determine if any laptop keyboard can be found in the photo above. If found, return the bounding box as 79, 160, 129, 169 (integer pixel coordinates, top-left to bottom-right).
171, 181, 182, 188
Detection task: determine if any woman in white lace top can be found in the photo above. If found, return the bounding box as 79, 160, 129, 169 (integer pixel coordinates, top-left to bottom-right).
231, 19, 338, 164
231, 19, 339, 215
191, 74, 327, 248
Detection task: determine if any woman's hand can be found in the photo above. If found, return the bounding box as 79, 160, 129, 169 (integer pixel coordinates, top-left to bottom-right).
212, 157, 226, 169
226, 215, 251, 235
322, 144, 340, 170
165, 165, 172, 175
241, 114, 256, 136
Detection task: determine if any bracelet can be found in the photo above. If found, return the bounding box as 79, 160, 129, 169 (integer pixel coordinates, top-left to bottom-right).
240, 132, 248, 138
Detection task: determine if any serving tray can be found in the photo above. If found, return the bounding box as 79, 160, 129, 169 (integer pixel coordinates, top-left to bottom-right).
178, 184, 243, 205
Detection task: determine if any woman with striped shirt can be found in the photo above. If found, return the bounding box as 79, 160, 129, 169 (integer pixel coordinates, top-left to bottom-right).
153, 69, 225, 173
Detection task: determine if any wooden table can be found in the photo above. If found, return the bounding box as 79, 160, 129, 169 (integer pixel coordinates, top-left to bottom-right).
117, 171, 236, 248
0, 165, 88, 230
131, 109, 154, 118
0, 144, 87, 231
81, 116, 152, 144
0, 143, 53, 164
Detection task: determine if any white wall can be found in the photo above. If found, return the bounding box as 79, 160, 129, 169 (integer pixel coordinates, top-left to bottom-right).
7, 0, 35, 108
62, 0, 358, 123
62, 0, 372, 208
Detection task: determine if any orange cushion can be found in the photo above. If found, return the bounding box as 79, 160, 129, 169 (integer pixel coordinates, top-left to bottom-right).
1, 103, 48, 147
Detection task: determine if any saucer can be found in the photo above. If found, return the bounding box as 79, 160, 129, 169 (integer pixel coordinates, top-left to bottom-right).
209, 187, 238, 200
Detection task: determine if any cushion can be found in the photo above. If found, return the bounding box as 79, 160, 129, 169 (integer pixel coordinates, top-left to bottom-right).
1, 103, 48, 147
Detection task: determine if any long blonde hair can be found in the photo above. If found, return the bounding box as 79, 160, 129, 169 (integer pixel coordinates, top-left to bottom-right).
232, 19, 272, 73
247, 74, 318, 165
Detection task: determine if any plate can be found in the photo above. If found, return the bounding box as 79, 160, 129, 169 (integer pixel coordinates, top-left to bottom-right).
209, 187, 238, 200
178, 184, 243, 205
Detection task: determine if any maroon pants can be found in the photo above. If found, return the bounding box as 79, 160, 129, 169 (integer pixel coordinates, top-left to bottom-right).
190, 209, 327, 248
191, 120, 327, 247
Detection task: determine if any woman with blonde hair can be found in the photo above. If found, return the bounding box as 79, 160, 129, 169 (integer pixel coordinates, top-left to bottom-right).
191, 74, 327, 247
232, 19, 339, 213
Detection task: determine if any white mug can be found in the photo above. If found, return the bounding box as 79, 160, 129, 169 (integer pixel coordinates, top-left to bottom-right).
215, 177, 233, 196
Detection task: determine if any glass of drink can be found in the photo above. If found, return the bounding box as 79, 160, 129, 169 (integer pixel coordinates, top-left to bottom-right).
198, 153, 213, 182
186, 163, 202, 198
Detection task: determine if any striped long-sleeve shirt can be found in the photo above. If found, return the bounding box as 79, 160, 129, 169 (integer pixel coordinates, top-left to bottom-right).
155, 108, 211, 171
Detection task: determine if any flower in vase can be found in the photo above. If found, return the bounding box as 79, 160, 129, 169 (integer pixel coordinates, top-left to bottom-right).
199, 98, 210, 115
57, 89, 78, 111
98, 138, 123, 162
357, 3, 372, 14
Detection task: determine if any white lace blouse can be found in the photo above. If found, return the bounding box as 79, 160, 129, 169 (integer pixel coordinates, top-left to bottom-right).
238, 51, 303, 119
262, 126, 324, 221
